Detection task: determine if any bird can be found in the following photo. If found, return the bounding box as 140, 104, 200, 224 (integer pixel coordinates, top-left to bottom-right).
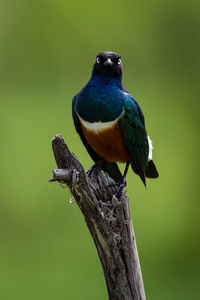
72, 51, 158, 191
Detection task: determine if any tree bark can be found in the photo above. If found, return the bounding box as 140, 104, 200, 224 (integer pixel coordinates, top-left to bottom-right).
49, 134, 146, 300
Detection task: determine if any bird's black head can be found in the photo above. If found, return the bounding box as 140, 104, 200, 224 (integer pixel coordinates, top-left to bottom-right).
92, 51, 122, 78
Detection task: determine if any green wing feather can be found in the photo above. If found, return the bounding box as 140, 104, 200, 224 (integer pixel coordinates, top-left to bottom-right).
120, 97, 149, 185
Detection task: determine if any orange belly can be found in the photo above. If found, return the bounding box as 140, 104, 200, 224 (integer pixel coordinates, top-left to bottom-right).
80, 121, 130, 163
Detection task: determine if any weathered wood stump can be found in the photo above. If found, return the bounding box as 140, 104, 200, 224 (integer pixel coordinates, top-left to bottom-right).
49, 134, 146, 300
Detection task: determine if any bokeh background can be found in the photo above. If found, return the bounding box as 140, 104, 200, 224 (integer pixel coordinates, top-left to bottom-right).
0, 0, 199, 299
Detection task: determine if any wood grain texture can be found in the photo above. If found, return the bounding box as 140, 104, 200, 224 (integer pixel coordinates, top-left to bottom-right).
49, 134, 146, 300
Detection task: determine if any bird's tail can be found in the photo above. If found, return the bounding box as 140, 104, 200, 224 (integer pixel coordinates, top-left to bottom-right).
131, 160, 159, 186
145, 160, 159, 178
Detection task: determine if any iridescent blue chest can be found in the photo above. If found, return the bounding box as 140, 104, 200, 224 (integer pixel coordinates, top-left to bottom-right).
75, 77, 125, 122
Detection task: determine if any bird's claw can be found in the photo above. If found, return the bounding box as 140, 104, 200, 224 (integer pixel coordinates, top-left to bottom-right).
115, 182, 126, 199
108, 180, 127, 188
110, 178, 127, 199
87, 165, 98, 177
87, 161, 102, 177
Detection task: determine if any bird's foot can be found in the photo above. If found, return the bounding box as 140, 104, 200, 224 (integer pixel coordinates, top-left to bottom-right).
87, 161, 103, 177
109, 178, 127, 199
108, 180, 127, 189
114, 178, 127, 199
108, 182, 119, 188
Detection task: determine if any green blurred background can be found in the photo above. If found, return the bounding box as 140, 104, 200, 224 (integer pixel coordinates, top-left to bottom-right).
0, 0, 199, 299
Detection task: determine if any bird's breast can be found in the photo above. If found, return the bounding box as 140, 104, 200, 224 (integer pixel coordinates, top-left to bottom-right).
78, 113, 130, 163
76, 84, 125, 123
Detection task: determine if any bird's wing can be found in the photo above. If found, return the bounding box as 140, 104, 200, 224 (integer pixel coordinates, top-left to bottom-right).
120, 97, 149, 185
122, 88, 145, 125
72, 96, 123, 182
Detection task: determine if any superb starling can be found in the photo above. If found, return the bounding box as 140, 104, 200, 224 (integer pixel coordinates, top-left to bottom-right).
72, 51, 159, 187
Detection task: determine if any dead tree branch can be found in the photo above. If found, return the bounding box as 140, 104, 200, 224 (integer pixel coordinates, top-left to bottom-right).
49, 134, 146, 300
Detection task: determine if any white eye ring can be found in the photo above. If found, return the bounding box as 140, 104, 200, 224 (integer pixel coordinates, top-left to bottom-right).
118, 58, 121, 65
96, 57, 100, 64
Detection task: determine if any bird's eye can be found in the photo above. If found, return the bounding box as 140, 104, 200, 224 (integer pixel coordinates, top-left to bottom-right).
118, 58, 121, 65
96, 57, 100, 64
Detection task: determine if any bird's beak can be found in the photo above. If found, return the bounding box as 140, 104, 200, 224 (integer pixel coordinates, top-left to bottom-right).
104, 58, 114, 66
